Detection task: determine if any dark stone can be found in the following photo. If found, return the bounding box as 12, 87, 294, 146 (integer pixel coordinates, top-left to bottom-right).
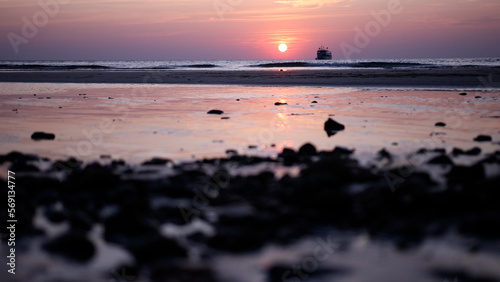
311, 101, 318, 103
324, 118, 345, 137
475, 96, 482, 99
298, 143, 317, 156
31, 132, 55, 141
150, 264, 215, 282
465, 147, 482, 156
435, 122, 446, 127
332, 146, 355, 157
377, 148, 392, 161
127, 234, 187, 263
43, 232, 95, 262
278, 148, 298, 166
207, 109, 223, 115
428, 155, 454, 165
9, 161, 40, 172
274, 102, 288, 106
142, 158, 171, 166
45, 209, 68, 223
474, 135, 492, 142
459, 92, 467, 96
221, 117, 230, 120
452, 148, 465, 155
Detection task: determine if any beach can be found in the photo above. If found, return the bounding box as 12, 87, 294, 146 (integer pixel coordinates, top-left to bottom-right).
1, 67, 500, 282
1, 67, 499, 87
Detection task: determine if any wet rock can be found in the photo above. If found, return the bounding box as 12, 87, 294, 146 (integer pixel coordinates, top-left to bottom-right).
331, 146, 355, 157
274, 102, 288, 106
31, 132, 55, 141
475, 96, 482, 99
142, 157, 171, 166
459, 211, 500, 239
298, 143, 317, 156
324, 118, 345, 137
278, 148, 298, 166
207, 109, 223, 115
221, 117, 230, 120
9, 161, 40, 172
311, 101, 318, 103
52, 157, 83, 172
465, 147, 482, 156
150, 264, 215, 282
459, 92, 467, 96
428, 155, 454, 165
45, 209, 68, 223
127, 234, 187, 263
435, 122, 446, 127
474, 135, 492, 142
377, 148, 392, 161
43, 232, 95, 262
452, 148, 465, 156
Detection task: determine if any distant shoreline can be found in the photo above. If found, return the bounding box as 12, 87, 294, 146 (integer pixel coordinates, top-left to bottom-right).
1, 68, 499, 88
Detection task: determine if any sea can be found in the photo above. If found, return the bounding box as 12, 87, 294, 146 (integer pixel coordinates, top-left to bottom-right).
1, 57, 499, 71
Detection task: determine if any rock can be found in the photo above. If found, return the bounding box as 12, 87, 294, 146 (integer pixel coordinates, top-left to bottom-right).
274, 102, 288, 106
142, 158, 170, 166
278, 148, 298, 166
311, 101, 318, 103
332, 146, 355, 157
473, 135, 492, 142
127, 234, 187, 263
298, 143, 317, 156
221, 117, 230, 120
43, 232, 95, 262
377, 148, 392, 161
324, 118, 345, 137
31, 132, 55, 141
465, 147, 482, 155
475, 96, 482, 99
435, 122, 446, 127
452, 148, 465, 156
428, 155, 454, 165
459, 92, 467, 96
207, 109, 223, 115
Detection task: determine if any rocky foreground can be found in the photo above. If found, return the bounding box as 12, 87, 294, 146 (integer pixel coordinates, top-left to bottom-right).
1, 145, 500, 281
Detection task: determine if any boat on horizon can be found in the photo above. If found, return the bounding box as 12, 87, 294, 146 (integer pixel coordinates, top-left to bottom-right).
316, 46, 332, 60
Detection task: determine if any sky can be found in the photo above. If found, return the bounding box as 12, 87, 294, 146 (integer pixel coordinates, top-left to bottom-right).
1, 0, 500, 60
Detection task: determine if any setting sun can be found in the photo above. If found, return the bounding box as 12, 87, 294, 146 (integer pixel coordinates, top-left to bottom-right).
278, 44, 288, 52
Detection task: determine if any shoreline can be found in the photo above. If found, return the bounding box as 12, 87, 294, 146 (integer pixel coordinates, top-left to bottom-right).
1, 67, 500, 87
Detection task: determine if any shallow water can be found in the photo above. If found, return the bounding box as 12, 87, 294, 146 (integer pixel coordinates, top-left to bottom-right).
0, 83, 499, 164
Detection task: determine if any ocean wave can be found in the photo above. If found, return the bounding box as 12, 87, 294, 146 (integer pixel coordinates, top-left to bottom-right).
180, 64, 219, 68
0, 64, 113, 70
248, 62, 311, 68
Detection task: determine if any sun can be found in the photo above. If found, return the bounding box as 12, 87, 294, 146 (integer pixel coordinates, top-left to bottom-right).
278, 43, 288, 52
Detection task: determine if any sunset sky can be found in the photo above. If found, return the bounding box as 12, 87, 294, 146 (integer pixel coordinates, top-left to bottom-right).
1, 0, 500, 60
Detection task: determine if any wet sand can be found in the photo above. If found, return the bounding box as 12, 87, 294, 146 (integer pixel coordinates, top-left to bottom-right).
0, 83, 499, 163
1, 78, 500, 282
1, 67, 500, 87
